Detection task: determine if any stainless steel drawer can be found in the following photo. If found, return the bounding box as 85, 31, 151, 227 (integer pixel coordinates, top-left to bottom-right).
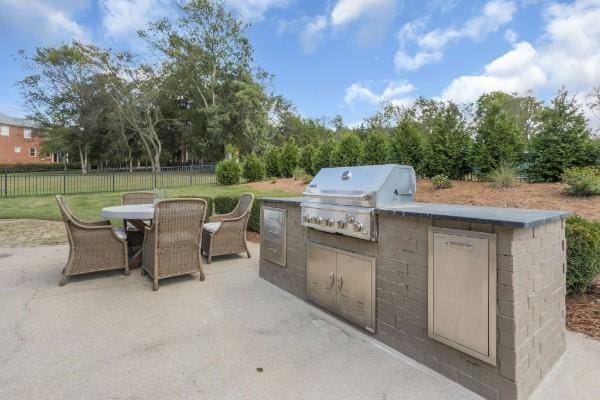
261, 207, 286, 266
428, 227, 497, 365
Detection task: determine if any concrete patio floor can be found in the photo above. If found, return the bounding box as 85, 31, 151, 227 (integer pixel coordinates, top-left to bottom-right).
0, 243, 598, 400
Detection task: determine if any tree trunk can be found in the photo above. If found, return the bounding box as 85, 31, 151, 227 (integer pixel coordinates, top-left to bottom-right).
153, 153, 161, 173
128, 147, 133, 173
79, 147, 88, 175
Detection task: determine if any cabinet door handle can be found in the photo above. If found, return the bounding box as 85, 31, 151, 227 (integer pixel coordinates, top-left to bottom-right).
337, 275, 343, 290
329, 272, 335, 287
445, 241, 473, 250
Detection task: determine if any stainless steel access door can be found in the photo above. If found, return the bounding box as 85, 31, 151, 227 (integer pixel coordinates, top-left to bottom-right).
336, 252, 376, 332
261, 207, 287, 267
307, 244, 337, 310
428, 227, 497, 365
307, 243, 376, 332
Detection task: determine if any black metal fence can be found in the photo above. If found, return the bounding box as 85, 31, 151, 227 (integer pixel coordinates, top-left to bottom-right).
1, 164, 218, 197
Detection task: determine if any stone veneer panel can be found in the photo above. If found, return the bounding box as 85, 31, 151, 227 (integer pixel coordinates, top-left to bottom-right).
259, 202, 566, 400
259, 201, 308, 300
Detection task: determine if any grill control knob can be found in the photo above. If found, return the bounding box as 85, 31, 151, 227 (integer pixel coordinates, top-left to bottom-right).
346, 215, 355, 223
303, 215, 310, 223
337, 220, 347, 229
353, 222, 363, 232
326, 218, 335, 227
315, 217, 323, 225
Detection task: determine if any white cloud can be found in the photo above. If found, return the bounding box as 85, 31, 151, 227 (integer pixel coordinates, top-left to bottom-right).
101, 0, 173, 42
227, 0, 289, 22
504, 29, 518, 43
330, 0, 396, 26
395, 0, 516, 70
442, 42, 547, 102
345, 81, 415, 106
394, 50, 443, 71
300, 15, 328, 53
442, 0, 600, 103
540, 0, 600, 90
0, 0, 89, 42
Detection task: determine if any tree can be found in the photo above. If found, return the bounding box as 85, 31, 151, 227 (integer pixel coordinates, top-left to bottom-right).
299, 145, 315, 175
263, 146, 281, 177
388, 120, 425, 172
279, 139, 300, 177
363, 130, 389, 165
330, 132, 363, 166
529, 90, 593, 182
473, 93, 524, 174
141, 0, 268, 160
312, 140, 335, 174
424, 102, 472, 179
477, 92, 541, 143
18, 44, 113, 174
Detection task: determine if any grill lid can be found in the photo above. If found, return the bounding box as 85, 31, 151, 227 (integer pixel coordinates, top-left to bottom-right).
303, 164, 416, 208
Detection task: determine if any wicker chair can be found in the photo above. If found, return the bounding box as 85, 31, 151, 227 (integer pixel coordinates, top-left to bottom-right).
121, 191, 155, 206
121, 191, 155, 253
56, 195, 129, 286
141, 198, 207, 291
201, 193, 254, 264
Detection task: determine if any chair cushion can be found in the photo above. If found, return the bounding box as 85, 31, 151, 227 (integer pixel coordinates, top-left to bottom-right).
203, 222, 221, 233
126, 221, 151, 232
114, 227, 127, 240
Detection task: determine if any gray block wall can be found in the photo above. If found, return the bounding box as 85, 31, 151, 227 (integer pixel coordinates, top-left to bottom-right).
259, 202, 566, 400
259, 201, 308, 300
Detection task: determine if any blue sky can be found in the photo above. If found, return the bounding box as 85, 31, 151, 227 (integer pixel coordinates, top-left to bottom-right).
1, 0, 599, 127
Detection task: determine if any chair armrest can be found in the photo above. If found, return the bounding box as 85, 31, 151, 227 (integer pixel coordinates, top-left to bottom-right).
69, 220, 128, 245
210, 212, 249, 234
74, 218, 112, 227
208, 211, 237, 223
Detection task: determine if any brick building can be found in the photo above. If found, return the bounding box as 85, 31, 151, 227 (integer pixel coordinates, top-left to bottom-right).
0, 112, 58, 165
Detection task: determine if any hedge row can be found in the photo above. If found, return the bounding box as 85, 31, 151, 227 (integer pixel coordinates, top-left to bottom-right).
565, 215, 600, 294
0, 163, 74, 173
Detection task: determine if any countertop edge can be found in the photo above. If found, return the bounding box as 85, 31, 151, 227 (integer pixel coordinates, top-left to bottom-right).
375, 208, 572, 228
259, 198, 572, 228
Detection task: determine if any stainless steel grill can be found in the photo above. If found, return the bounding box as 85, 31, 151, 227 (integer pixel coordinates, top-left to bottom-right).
301, 164, 416, 241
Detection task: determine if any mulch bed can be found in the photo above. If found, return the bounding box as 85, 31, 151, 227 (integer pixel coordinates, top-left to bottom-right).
567, 283, 600, 339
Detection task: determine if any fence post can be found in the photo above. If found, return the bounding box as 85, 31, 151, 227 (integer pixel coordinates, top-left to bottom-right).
112, 172, 115, 193
3, 168, 7, 197
154, 170, 157, 190
63, 170, 66, 194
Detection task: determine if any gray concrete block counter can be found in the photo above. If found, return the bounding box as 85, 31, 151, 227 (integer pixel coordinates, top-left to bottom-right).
259, 198, 569, 400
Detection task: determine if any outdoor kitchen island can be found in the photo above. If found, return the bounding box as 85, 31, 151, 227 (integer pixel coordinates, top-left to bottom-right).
259, 166, 570, 400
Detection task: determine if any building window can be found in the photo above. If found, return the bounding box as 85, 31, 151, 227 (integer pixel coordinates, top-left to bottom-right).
0, 125, 8, 136
24, 128, 32, 139
29, 148, 37, 157
14, 146, 21, 154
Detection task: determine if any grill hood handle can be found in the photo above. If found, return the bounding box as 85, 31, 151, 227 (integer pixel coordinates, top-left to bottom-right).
302, 192, 373, 201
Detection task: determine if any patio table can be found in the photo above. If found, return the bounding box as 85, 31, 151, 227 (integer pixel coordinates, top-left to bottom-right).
102, 204, 155, 269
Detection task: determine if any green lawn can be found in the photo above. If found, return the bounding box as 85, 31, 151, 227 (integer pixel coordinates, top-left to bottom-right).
0, 184, 295, 222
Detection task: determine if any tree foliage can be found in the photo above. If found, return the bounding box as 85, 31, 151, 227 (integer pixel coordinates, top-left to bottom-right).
424, 102, 472, 179
279, 139, 300, 177
388, 120, 425, 172
473, 93, 524, 174
363, 129, 389, 165
330, 132, 363, 167
529, 90, 593, 182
